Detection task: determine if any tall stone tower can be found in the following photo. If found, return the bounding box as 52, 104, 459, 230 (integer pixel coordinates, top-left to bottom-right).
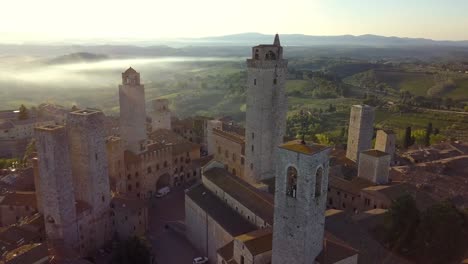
67, 109, 112, 247
34, 125, 79, 253
119, 67, 147, 153
375, 129, 396, 161
346, 105, 375, 162
272, 140, 330, 264
150, 98, 171, 131
244, 34, 288, 183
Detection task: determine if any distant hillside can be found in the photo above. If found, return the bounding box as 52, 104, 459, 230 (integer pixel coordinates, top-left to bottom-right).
196, 33, 468, 47
47, 52, 109, 64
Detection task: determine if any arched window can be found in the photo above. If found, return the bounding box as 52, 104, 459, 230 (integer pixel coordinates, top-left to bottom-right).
315, 167, 323, 197
286, 167, 298, 198
273, 78, 277, 85
254, 79, 257, 85
265, 51, 276, 60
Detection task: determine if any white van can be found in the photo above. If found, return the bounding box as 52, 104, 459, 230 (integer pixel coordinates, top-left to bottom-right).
155, 186, 170, 198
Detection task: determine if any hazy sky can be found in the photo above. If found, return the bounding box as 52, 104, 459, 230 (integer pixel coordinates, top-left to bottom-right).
1, 0, 468, 43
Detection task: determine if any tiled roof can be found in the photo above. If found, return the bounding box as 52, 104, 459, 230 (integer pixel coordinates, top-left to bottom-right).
329, 175, 374, 195
186, 184, 256, 237
0, 192, 36, 207
362, 183, 435, 210
279, 140, 329, 155
217, 241, 233, 261
317, 232, 359, 264
236, 227, 273, 256
5, 243, 48, 264
325, 210, 411, 264
203, 167, 274, 224
361, 149, 390, 158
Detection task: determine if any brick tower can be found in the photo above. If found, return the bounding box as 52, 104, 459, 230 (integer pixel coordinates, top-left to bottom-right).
119, 67, 147, 153
244, 34, 288, 183
272, 140, 331, 264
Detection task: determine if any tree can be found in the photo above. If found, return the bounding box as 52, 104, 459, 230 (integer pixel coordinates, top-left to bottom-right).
414, 202, 466, 264
18, 104, 29, 120
71, 105, 78, 111
404, 127, 413, 148
111, 236, 152, 264
384, 195, 420, 254
315, 133, 331, 146
423, 122, 433, 146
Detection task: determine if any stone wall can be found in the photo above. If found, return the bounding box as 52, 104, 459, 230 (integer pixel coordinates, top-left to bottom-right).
244, 43, 288, 183
35, 125, 79, 253
272, 144, 330, 264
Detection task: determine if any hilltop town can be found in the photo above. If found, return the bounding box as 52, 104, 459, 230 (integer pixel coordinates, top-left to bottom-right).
0, 35, 466, 264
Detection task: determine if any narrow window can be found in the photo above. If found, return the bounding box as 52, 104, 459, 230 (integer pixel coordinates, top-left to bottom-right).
315, 167, 323, 197
273, 78, 277, 85
286, 166, 298, 198
254, 79, 257, 85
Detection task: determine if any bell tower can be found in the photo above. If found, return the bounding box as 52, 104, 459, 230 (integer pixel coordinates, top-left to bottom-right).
272, 140, 331, 264
244, 34, 288, 183
119, 67, 147, 153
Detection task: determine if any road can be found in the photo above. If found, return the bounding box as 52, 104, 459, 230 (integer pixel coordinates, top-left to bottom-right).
148, 188, 202, 264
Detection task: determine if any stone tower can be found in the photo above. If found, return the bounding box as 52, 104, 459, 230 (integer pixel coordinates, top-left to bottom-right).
67, 109, 112, 247
375, 129, 396, 161
244, 34, 288, 183
272, 140, 331, 264
358, 149, 391, 184
150, 98, 171, 131
119, 67, 147, 153
34, 125, 79, 253
346, 105, 375, 162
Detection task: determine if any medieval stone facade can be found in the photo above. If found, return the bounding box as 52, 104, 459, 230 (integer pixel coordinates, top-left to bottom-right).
244, 34, 288, 183
272, 140, 331, 264
119, 67, 147, 153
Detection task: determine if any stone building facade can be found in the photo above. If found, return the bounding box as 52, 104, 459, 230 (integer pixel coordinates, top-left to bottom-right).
244, 34, 288, 183
119, 67, 147, 153
346, 105, 375, 162
358, 150, 390, 185
67, 109, 112, 250
0, 192, 37, 227
212, 127, 245, 179
150, 98, 171, 131
375, 129, 396, 161
272, 140, 331, 264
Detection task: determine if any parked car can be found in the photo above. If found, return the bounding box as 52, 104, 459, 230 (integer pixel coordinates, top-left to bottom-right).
155, 186, 170, 198
193, 257, 208, 264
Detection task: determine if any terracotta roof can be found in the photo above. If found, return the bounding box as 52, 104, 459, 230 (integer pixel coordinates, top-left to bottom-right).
317, 232, 359, 264
149, 129, 199, 155
361, 149, 390, 158
124, 67, 137, 74
203, 167, 274, 224
5, 243, 48, 264
362, 183, 435, 210
236, 227, 273, 256
186, 184, 256, 236
329, 175, 374, 195
213, 128, 245, 144
217, 241, 233, 261
0, 192, 37, 207
325, 210, 411, 264
279, 140, 329, 155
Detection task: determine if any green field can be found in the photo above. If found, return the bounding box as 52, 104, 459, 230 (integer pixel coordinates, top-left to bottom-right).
374, 70, 436, 96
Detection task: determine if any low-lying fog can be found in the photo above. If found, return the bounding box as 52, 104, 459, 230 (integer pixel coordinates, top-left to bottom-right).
0, 56, 244, 87
0, 55, 246, 112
